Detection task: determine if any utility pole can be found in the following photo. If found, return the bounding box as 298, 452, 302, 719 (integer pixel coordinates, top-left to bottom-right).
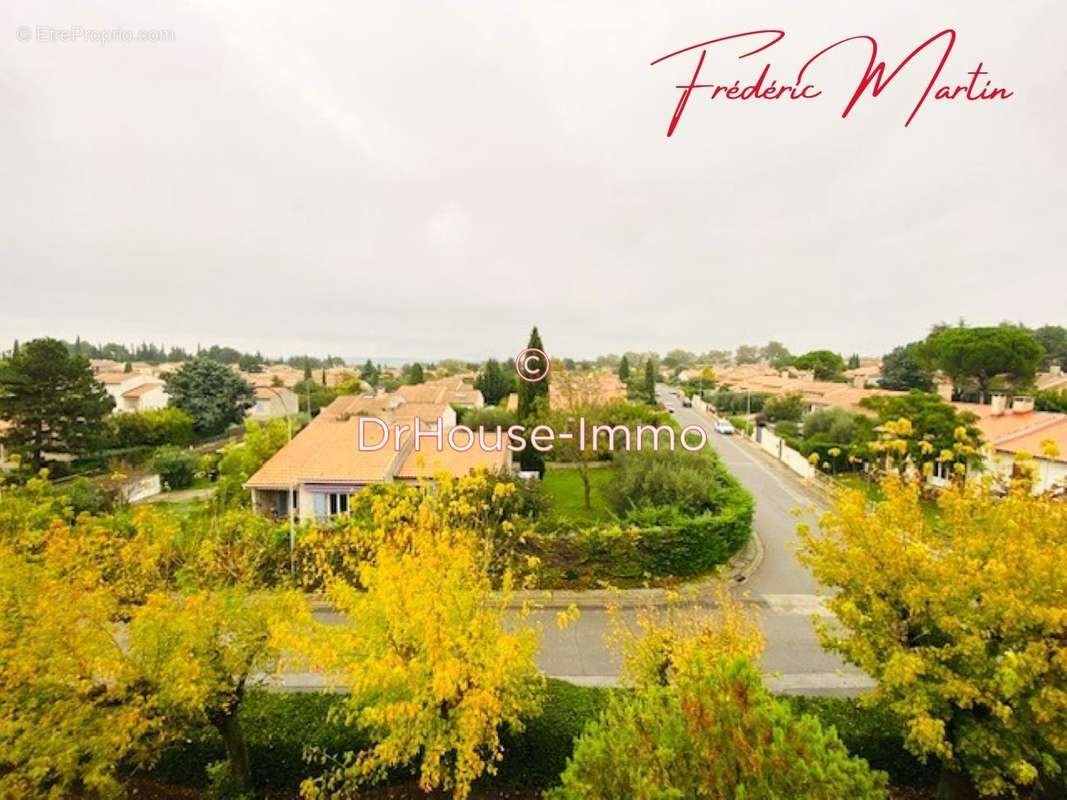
262, 387, 296, 576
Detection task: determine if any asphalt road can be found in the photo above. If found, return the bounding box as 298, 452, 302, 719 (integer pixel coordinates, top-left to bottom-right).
518, 389, 870, 695
278, 389, 873, 697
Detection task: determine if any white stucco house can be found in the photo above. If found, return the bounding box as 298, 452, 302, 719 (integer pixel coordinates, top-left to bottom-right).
97, 372, 170, 413
248, 386, 300, 420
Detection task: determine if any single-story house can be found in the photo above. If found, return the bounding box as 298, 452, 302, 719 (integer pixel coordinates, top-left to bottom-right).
248, 386, 300, 420
245, 392, 506, 521
97, 372, 170, 413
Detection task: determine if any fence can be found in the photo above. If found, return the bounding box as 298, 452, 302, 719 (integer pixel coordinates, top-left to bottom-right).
693, 398, 816, 482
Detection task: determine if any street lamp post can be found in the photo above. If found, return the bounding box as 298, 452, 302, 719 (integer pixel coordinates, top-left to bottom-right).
261, 386, 296, 576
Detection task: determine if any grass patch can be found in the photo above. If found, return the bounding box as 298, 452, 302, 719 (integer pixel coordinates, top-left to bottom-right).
834, 474, 941, 525
542, 466, 615, 526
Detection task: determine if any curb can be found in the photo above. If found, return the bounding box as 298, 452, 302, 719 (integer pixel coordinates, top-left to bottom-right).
306, 529, 766, 613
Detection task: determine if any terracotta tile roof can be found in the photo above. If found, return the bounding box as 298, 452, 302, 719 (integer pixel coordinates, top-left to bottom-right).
245, 414, 511, 488
245, 415, 405, 488
96, 372, 139, 385
122, 381, 165, 398
395, 378, 482, 406
550, 373, 627, 410
396, 432, 511, 479
953, 402, 1067, 461
991, 417, 1067, 462
253, 386, 294, 400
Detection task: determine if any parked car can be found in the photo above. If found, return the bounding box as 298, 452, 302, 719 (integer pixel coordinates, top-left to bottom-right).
714, 419, 735, 435
681, 398, 692, 408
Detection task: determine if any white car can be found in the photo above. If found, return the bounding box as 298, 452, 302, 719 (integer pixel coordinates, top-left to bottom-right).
714, 419, 735, 435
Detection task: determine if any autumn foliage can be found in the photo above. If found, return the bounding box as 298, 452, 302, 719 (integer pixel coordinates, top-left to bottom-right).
800, 476, 1067, 796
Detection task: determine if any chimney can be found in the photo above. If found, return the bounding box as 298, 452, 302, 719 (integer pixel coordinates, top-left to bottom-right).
990, 393, 1008, 416
936, 382, 953, 401
1012, 396, 1035, 415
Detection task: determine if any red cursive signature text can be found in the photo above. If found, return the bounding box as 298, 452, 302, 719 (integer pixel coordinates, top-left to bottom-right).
651, 29, 1013, 136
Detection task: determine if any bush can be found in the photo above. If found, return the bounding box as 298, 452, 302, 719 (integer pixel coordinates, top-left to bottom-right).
105, 407, 195, 449
151, 445, 199, 490
601, 448, 730, 517
763, 392, 805, 422
148, 685, 935, 794
728, 415, 753, 435
58, 476, 116, 516
711, 390, 768, 414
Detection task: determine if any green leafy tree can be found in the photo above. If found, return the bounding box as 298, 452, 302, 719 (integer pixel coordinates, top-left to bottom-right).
164, 357, 254, 435
763, 392, 805, 422
761, 340, 792, 367
474, 358, 511, 406
859, 391, 983, 470
215, 417, 302, 506
104, 407, 195, 448
237, 354, 262, 373
0, 337, 114, 470
792, 349, 847, 381
642, 358, 656, 404
516, 326, 549, 418
734, 344, 760, 364
151, 445, 199, 490
880, 342, 936, 391
618, 354, 630, 381
1032, 324, 1067, 370
406, 362, 425, 384
360, 359, 380, 388
923, 325, 1044, 401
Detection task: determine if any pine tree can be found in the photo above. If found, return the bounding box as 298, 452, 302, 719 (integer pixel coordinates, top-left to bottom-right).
618, 354, 630, 381
643, 358, 656, 404
516, 326, 549, 419
0, 338, 114, 470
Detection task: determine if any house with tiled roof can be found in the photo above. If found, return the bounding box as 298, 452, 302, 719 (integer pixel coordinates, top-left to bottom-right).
245, 385, 504, 521
954, 395, 1067, 494
96, 372, 170, 413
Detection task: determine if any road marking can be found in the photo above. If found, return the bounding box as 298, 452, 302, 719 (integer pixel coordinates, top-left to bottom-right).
758, 594, 834, 616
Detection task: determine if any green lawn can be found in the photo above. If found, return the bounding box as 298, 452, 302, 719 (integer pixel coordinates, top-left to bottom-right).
835, 474, 941, 525
542, 466, 616, 525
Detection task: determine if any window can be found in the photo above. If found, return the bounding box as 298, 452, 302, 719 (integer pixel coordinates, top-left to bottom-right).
327, 492, 349, 516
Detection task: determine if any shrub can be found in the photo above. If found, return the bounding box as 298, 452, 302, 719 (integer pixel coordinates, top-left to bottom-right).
58, 476, 116, 517
151, 445, 199, 490
763, 392, 805, 422
548, 657, 888, 800
148, 685, 935, 794
105, 407, 195, 449
601, 448, 733, 518
728, 415, 753, 435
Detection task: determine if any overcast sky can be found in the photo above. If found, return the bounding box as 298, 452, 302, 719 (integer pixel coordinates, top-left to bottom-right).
1, 1, 1062, 362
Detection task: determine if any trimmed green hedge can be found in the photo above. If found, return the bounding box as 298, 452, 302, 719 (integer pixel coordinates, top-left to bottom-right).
525, 471, 753, 585
146, 681, 936, 793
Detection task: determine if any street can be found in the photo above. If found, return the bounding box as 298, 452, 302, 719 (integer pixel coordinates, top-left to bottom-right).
283, 390, 872, 697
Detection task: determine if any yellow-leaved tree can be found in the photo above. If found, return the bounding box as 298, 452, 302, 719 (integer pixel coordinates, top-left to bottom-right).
799, 476, 1067, 798
128, 587, 307, 793
0, 545, 163, 799
290, 475, 544, 800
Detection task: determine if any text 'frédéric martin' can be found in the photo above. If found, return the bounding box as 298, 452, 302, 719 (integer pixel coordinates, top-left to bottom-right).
652, 29, 1013, 135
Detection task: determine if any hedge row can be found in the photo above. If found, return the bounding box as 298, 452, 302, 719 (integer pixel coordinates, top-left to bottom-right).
146, 680, 937, 792
525, 477, 753, 585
